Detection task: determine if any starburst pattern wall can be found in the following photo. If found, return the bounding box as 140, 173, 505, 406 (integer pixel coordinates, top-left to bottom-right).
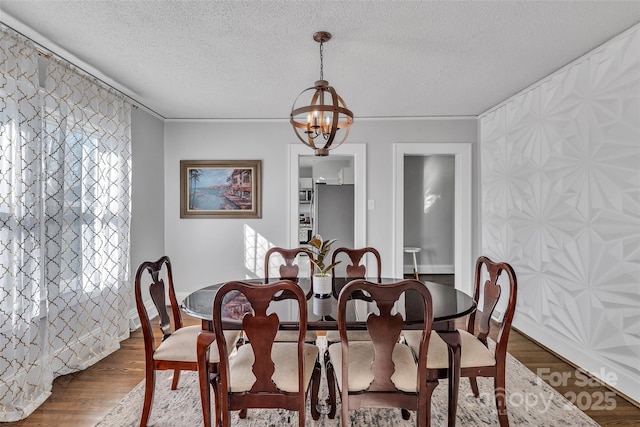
480, 25, 640, 403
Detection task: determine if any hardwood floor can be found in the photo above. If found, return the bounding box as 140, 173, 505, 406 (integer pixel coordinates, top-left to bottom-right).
11, 279, 640, 426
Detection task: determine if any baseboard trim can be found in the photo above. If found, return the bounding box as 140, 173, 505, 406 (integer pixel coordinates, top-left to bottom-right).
403, 264, 454, 275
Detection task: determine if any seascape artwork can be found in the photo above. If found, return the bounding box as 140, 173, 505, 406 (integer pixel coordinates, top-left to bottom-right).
180, 160, 261, 218
187, 167, 253, 211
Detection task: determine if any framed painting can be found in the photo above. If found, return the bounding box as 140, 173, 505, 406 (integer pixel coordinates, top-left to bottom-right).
180, 160, 262, 218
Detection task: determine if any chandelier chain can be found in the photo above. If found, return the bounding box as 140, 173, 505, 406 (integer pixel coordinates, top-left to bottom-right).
319, 41, 324, 80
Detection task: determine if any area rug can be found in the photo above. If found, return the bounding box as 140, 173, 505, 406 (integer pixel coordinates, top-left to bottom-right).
96, 338, 599, 426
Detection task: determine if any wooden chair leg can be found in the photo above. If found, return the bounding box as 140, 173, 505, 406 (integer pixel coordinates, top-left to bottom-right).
469, 376, 480, 397
197, 330, 216, 427
299, 394, 306, 427
171, 369, 180, 390
341, 385, 349, 427
212, 377, 221, 427
416, 391, 430, 427
140, 367, 155, 427
199, 371, 212, 427
421, 401, 431, 427
425, 379, 438, 427
239, 408, 247, 419
221, 401, 232, 427
495, 374, 509, 427
310, 358, 322, 420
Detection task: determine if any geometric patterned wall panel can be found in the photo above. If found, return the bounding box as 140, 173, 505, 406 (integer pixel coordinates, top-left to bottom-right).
480, 24, 640, 403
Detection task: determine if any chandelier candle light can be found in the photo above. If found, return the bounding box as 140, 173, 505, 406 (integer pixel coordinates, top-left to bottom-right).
290, 31, 354, 156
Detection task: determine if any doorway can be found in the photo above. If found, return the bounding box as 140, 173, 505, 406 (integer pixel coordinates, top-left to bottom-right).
299, 155, 354, 249
404, 155, 455, 274
288, 144, 367, 250
393, 143, 473, 295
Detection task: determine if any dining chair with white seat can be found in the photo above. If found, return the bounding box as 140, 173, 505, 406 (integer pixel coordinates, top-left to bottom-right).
404, 256, 518, 427
203, 280, 322, 427
327, 279, 435, 427
133, 256, 240, 427
323, 246, 383, 417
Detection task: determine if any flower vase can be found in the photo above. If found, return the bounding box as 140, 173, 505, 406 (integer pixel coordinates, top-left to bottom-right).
313, 274, 332, 296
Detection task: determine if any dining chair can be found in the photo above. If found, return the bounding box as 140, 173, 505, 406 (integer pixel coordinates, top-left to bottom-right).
225, 247, 317, 422
263, 246, 317, 343
209, 280, 322, 427
133, 256, 241, 427
327, 246, 382, 342
404, 256, 518, 427
264, 247, 313, 281
324, 246, 383, 417
330, 246, 382, 281
327, 279, 435, 427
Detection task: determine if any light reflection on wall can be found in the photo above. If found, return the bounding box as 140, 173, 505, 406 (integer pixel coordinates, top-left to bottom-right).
244, 224, 311, 279
243, 224, 271, 279
421, 157, 446, 214
244, 224, 298, 319
423, 187, 441, 213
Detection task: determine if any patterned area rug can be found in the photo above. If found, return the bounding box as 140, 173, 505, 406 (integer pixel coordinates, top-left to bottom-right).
96, 339, 599, 426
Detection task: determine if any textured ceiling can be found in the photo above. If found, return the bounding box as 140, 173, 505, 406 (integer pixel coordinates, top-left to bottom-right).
1, 1, 639, 120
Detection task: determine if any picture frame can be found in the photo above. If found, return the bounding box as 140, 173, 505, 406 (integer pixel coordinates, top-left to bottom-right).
180, 160, 262, 218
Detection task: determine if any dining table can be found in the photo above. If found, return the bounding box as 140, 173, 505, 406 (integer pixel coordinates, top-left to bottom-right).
182, 276, 476, 427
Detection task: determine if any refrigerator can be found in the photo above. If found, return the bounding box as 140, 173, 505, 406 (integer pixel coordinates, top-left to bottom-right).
312, 183, 354, 249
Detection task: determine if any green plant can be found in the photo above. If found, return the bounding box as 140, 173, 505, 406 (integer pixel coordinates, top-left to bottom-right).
305, 235, 341, 277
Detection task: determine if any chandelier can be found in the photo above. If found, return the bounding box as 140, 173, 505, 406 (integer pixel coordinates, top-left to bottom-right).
290, 31, 354, 156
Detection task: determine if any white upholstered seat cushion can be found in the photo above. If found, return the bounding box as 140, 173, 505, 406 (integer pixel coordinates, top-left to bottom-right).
327, 341, 418, 393
228, 342, 319, 393
403, 329, 497, 369
153, 325, 241, 363
325, 330, 371, 343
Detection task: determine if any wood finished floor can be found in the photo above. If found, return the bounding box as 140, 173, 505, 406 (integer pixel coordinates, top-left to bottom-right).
11, 275, 640, 426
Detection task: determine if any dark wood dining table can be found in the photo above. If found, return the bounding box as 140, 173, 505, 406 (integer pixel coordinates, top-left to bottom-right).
182, 277, 476, 426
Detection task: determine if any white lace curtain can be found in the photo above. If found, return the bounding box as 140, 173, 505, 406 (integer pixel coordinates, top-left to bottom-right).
0, 25, 132, 421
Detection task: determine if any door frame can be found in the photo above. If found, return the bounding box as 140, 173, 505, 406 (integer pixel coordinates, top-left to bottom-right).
392, 143, 473, 295
288, 143, 367, 250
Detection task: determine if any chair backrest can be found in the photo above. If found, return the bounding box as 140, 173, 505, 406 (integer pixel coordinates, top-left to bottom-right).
331, 247, 382, 280
134, 256, 182, 352
264, 247, 313, 281
213, 280, 308, 394
468, 256, 518, 357
337, 279, 433, 393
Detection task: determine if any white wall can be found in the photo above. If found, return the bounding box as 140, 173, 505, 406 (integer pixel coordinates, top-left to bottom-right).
163, 118, 477, 299
129, 108, 165, 325
131, 108, 165, 274
479, 25, 640, 403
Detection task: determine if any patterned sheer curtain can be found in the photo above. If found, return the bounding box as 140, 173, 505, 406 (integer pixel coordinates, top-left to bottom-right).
0, 25, 132, 421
